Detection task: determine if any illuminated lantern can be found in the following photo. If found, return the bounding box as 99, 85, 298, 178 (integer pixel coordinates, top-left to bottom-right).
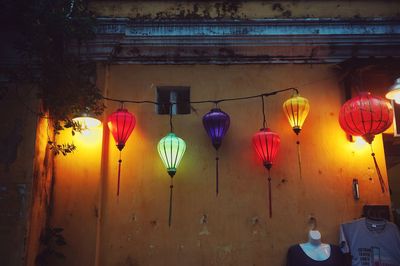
202, 108, 230, 195
157, 132, 186, 226
253, 128, 280, 170
282, 93, 310, 179
252, 128, 280, 218
283, 94, 310, 135
339, 92, 393, 193
107, 108, 136, 196
72, 116, 101, 130
386, 77, 400, 104
157, 133, 186, 178
339, 92, 393, 144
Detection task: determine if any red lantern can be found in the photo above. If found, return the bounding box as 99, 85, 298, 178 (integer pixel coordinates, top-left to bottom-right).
339, 92, 393, 144
252, 128, 280, 170
339, 92, 393, 193
252, 128, 280, 218
107, 108, 136, 196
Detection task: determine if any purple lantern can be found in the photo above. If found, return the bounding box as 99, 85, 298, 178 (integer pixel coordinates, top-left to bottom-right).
203, 108, 230, 195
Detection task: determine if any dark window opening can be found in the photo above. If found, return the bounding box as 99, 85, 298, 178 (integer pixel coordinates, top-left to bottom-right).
156, 86, 190, 115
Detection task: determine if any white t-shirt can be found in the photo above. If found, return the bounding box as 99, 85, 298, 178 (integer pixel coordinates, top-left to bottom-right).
340, 218, 400, 266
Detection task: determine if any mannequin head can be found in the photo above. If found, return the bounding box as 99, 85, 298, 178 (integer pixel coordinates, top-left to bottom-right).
308, 230, 322, 245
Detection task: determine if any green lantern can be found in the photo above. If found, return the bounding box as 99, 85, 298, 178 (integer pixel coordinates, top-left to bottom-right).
157, 132, 186, 226
157, 133, 186, 177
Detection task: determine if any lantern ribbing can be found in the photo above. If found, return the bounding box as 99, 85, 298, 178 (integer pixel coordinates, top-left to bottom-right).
202, 107, 230, 196
107, 107, 136, 196
283, 93, 310, 179
339, 92, 393, 193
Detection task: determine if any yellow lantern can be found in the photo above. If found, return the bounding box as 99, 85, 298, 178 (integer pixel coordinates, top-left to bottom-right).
282, 94, 310, 135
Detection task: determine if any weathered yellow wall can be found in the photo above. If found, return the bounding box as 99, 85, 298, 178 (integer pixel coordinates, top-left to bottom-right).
51, 64, 391, 266
90, 1, 400, 19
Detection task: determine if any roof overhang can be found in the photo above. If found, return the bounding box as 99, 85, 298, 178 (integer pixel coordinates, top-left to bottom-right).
77, 17, 400, 64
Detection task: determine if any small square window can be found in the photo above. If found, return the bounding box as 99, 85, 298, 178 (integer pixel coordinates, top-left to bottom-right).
156, 86, 190, 115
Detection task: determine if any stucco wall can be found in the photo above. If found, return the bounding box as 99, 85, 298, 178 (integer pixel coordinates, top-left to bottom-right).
51, 64, 391, 266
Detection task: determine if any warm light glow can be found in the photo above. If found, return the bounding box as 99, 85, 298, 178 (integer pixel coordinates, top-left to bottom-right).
386, 77, 400, 104
252, 128, 280, 169
283, 94, 310, 135
339, 92, 393, 144
353, 136, 368, 149
107, 108, 136, 151
157, 133, 186, 177
72, 116, 101, 135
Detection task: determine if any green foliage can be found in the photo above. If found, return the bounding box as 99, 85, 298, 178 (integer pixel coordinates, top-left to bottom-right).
1, 0, 104, 155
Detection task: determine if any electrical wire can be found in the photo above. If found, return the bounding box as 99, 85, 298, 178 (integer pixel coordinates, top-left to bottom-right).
102, 87, 298, 106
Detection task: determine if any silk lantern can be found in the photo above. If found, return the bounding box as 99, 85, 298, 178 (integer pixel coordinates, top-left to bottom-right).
158, 132, 186, 227
283, 93, 310, 179
252, 128, 280, 218
107, 108, 136, 196
339, 92, 393, 193
157, 133, 186, 178
283, 94, 310, 135
202, 108, 230, 195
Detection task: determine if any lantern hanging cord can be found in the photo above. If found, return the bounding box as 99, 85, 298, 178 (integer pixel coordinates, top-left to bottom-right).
101, 88, 298, 106
296, 136, 303, 179
261, 95, 267, 129
169, 103, 174, 133
267, 169, 272, 218
216, 150, 219, 196
169, 177, 174, 227
117, 151, 122, 196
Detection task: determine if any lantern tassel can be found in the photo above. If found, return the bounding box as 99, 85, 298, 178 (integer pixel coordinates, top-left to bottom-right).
216, 151, 219, 196
370, 149, 386, 193
267, 169, 272, 218
296, 138, 303, 179
168, 178, 174, 227
117, 151, 122, 196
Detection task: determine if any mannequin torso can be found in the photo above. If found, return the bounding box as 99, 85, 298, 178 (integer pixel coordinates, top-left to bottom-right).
299, 230, 331, 261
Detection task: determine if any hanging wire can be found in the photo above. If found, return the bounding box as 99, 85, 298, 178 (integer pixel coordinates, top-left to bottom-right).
169, 177, 174, 227
169, 102, 174, 133
101, 88, 298, 106
267, 169, 272, 218
117, 151, 122, 196
296, 138, 303, 179
216, 150, 219, 196
261, 95, 267, 129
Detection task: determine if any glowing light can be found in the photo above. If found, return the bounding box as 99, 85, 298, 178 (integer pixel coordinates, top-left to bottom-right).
386, 78, 400, 104
339, 92, 393, 144
252, 128, 280, 170
157, 133, 186, 177
202, 108, 230, 150
353, 136, 368, 149
107, 108, 136, 151
72, 116, 101, 135
282, 94, 310, 135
